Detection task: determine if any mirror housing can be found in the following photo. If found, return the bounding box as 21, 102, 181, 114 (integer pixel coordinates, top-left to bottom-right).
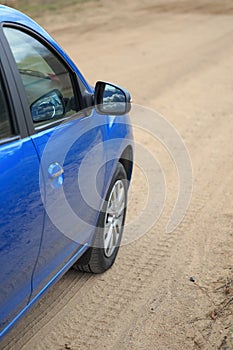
31, 89, 65, 123
94, 81, 131, 115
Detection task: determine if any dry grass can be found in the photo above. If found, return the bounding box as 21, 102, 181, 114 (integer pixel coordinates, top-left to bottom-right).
1, 0, 98, 17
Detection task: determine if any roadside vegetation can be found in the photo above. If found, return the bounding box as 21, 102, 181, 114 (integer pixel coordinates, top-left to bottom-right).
1, 0, 97, 17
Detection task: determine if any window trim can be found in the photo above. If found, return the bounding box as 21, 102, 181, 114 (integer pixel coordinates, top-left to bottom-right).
0, 73, 17, 141
1, 23, 85, 135
0, 135, 20, 146
0, 28, 28, 142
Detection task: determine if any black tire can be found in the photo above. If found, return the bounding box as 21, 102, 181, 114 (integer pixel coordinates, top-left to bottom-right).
74, 162, 128, 273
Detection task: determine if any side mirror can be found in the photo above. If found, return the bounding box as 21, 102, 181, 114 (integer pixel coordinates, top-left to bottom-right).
94, 81, 131, 115
31, 89, 65, 123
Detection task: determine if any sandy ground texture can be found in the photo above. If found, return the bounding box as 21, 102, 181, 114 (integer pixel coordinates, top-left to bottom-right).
1, 0, 233, 349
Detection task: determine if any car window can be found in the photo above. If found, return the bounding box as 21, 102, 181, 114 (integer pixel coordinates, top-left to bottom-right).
0, 74, 14, 140
3, 27, 76, 127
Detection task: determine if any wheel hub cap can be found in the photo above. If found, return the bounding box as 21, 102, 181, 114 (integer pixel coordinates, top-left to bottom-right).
103, 180, 125, 258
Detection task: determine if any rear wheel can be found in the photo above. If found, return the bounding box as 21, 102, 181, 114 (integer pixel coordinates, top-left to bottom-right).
74, 162, 128, 273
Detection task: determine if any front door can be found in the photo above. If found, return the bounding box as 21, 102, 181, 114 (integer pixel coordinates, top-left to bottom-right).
3, 26, 107, 299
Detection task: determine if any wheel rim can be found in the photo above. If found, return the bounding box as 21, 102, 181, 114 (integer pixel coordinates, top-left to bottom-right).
103, 179, 126, 258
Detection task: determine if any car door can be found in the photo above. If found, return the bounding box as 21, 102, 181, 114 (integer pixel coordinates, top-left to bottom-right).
2, 26, 108, 298
0, 40, 44, 336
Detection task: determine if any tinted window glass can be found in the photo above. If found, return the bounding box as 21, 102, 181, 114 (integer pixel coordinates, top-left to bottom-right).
0, 75, 13, 140
4, 27, 76, 127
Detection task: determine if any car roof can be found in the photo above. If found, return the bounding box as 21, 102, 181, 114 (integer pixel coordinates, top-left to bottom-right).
0, 5, 50, 39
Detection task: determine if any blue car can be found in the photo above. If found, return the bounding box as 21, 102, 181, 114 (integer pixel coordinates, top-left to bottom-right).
0, 5, 133, 339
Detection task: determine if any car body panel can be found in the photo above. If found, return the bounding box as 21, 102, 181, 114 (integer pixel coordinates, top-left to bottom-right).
30, 112, 108, 299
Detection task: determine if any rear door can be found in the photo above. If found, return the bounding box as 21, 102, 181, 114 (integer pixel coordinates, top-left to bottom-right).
0, 38, 44, 336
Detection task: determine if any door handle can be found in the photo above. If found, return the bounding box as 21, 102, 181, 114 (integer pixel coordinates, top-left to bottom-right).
48, 162, 64, 179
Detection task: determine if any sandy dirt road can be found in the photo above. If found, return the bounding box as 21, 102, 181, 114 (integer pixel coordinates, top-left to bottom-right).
1, 1, 233, 349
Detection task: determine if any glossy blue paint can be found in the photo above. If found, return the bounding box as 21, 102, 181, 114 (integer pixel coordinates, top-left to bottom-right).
0, 5, 133, 340
30, 112, 107, 299
0, 137, 44, 333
